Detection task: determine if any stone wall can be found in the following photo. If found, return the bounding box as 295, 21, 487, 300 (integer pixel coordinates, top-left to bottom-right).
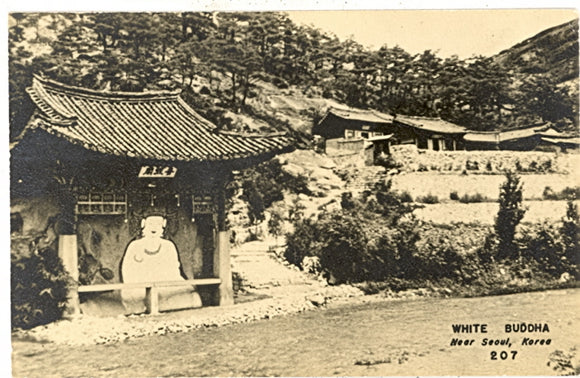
390, 145, 579, 175
326, 138, 365, 154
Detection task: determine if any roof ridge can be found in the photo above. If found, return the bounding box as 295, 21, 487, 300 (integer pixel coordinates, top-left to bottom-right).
217, 130, 288, 138
397, 114, 443, 121
32, 74, 181, 101
465, 130, 500, 135
330, 107, 374, 114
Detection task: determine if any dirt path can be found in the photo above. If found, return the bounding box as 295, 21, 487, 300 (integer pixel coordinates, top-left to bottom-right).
12, 289, 580, 377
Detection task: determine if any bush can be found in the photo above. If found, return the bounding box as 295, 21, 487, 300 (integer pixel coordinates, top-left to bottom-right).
240, 160, 310, 210
316, 213, 370, 284
284, 217, 320, 267
398, 191, 414, 203
561, 201, 580, 273
416, 194, 439, 204
449, 191, 459, 201
285, 210, 421, 284
543, 186, 580, 200
267, 209, 284, 241
371, 180, 414, 225
232, 271, 246, 295
414, 236, 469, 281
11, 248, 70, 329
518, 222, 568, 277
243, 180, 265, 225
459, 193, 489, 203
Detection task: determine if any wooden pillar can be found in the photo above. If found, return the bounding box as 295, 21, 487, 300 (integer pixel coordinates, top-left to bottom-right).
58, 234, 80, 315
213, 177, 234, 306
145, 287, 160, 315
453, 139, 457, 151
214, 230, 234, 306
427, 138, 434, 150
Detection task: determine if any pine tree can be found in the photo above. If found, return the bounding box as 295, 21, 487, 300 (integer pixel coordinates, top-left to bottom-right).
495, 171, 526, 260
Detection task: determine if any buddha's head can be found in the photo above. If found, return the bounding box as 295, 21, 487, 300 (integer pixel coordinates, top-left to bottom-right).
140, 215, 167, 239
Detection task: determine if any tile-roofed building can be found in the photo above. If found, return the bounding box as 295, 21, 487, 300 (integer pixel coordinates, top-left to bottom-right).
313, 106, 467, 152
12, 75, 295, 316
23, 75, 292, 162
392, 114, 466, 151
313, 106, 394, 141
463, 123, 564, 150
394, 115, 467, 134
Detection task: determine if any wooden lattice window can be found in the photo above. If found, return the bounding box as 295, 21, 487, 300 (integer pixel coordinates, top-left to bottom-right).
76, 192, 127, 215
193, 195, 214, 214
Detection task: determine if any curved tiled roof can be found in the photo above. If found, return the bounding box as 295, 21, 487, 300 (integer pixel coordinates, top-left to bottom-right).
326, 107, 394, 124
25, 75, 293, 162
464, 124, 554, 143
394, 115, 466, 134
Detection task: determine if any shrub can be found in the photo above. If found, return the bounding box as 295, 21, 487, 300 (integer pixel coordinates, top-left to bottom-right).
543, 186, 580, 200
459, 193, 489, 203
372, 180, 414, 225
267, 209, 284, 241
449, 191, 459, 201
316, 213, 370, 284
518, 222, 567, 277
232, 271, 246, 295
11, 247, 70, 329
415, 236, 458, 279
561, 200, 580, 273
466, 160, 479, 170
285, 210, 422, 284
485, 161, 493, 171
560, 187, 579, 200
341, 191, 357, 210
243, 180, 265, 225
240, 160, 310, 210
288, 197, 306, 222
398, 190, 414, 203
541, 159, 553, 173
284, 217, 320, 267
418, 163, 429, 172
543, 186, 556, 199
416, 194, 439, 204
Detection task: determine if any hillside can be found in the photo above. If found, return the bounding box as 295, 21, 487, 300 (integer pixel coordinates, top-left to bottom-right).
495, 18, 579, 83
9, 12, 579, 141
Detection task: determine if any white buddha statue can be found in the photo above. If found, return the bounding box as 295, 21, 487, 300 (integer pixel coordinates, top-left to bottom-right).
121, 216, 183, 283
120, 215, 201, 313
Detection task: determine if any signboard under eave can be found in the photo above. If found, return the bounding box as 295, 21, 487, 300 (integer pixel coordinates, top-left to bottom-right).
138, 165, 178, 178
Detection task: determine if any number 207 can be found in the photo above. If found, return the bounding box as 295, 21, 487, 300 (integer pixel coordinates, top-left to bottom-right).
491, 351, 518, 360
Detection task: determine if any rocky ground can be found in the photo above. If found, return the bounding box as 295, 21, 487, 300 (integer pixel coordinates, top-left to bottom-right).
11, 284, 361, 346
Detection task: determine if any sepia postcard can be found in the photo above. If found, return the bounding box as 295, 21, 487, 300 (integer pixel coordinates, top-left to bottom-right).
6, 2, 580, 377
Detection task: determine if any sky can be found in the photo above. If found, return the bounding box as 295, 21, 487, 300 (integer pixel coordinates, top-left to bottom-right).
287, 9, 578, 59
3, 2, 578, 60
